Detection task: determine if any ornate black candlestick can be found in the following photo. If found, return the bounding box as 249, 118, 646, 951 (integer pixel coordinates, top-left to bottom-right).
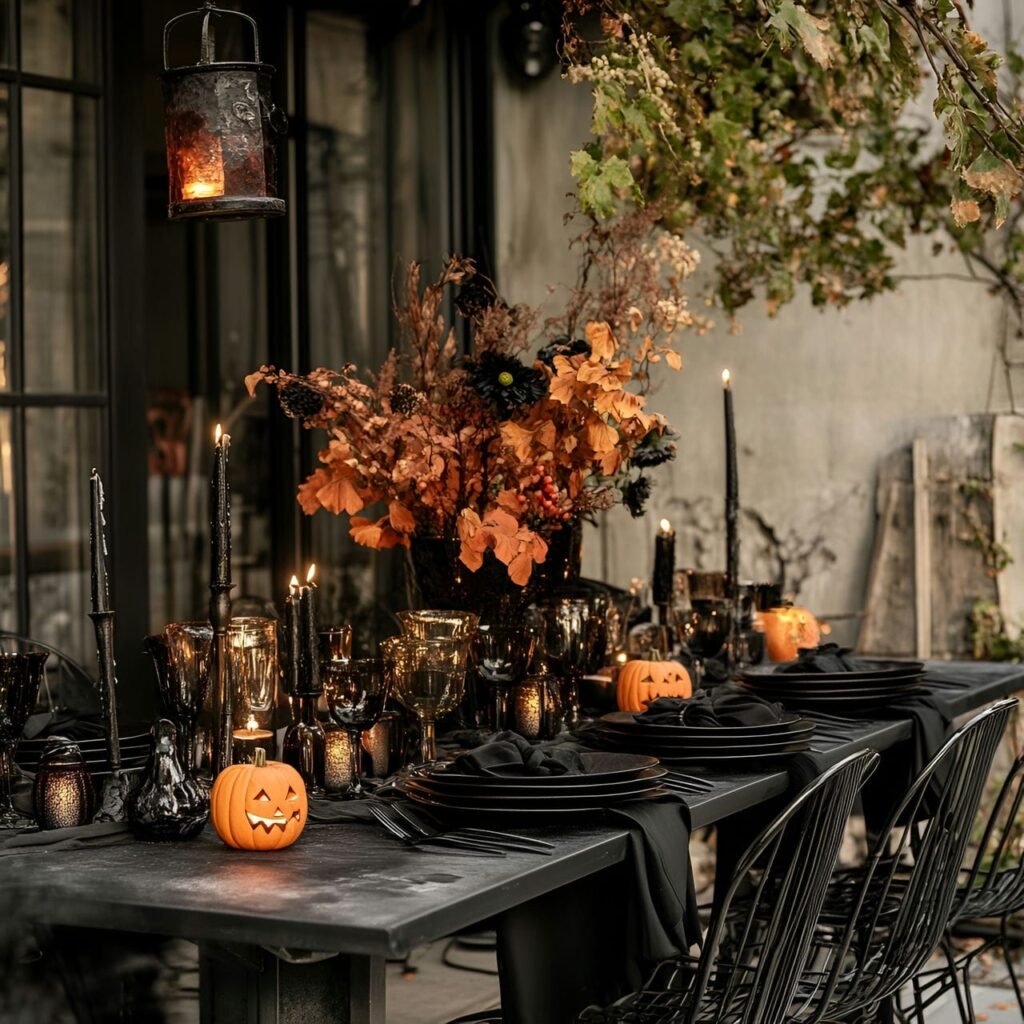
209, 425, 236, 776
89, 469, 133, 822
723, 370, 740, 672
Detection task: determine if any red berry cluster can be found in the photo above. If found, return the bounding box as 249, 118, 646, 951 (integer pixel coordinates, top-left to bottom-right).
516, 464, 572, 523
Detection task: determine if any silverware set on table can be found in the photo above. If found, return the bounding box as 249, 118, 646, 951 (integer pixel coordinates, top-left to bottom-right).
366, 801, 556, 856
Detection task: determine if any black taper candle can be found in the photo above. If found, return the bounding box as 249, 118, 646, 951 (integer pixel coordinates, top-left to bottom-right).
652, 518, 676, 625
723, 370, 740, 669
209, 425, 235, 775
89, 469, 132, 822
298, 564, 321, 695
285, 575, 301, 695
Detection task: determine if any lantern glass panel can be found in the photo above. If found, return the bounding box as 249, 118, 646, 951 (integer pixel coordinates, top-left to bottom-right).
20, 0, 98, 82
0, 85, 9, 388
25, 406, 102, 670
22, 89, 100, 393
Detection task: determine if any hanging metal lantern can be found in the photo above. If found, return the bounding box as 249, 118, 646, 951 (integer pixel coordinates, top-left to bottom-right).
162, 3, 287, 221
33, 738, 95, 830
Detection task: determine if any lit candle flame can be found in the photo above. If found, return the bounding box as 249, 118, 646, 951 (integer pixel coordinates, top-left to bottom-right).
247, 717, 257, 732
659, 518, 672, 535
722, 369, 731, 387
306, 563, 317, 584
289, 574, 300, 594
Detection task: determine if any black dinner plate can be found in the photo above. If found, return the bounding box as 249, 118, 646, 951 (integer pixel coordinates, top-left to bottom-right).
597, 714, 816, 741
410, 765, 667, 798
400, 781, 667, 814
738, 684, 924, 701
434, 751, 659, 785
404, 777, 665, 805
600, 711, 807, 735
586, 730, 812, 756
736, 684, 925, 708
745, 659, 925, 683
742, 673, 925, 691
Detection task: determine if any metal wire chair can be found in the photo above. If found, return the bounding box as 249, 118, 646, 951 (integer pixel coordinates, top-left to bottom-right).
901, 745, 1024, 1023
793, 697, 1018, 1024
577, 748, 880, 1024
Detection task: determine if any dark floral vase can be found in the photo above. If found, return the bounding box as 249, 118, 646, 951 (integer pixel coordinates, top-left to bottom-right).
128, 719, 209, 841
405, 519, 583, 626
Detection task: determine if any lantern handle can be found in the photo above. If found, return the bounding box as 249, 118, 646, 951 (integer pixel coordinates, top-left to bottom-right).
163, 2, 261, 71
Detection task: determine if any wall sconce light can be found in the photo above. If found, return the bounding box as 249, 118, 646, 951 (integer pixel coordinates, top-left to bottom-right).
162, 2, 287, 222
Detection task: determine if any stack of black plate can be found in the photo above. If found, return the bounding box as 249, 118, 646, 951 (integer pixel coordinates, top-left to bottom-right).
587, 711, 814, 767
397, 752, 666, 816
739, 659, 925, 709
16, 730, 153, 781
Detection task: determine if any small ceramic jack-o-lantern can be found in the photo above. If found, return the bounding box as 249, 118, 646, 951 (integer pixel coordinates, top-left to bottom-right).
757, 605, 823, 662
210, 748, 307, 851
616, 652, 692, 712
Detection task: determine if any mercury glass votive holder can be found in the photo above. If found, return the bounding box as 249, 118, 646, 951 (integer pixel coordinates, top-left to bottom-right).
512, 674, 559, 741
323, 724, 353, 795
361, 711, 404, 778
33, 739, 94, 830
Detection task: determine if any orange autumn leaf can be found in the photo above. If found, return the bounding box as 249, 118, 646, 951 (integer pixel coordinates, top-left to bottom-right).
316, 471, 364, 516
586, 420, 619, 454
508, 551, 535, 586
664, 349, 683, 371
244, 371, 265, 397
549, 358, 578, 405
388, 500, 416, 533
496, 488, 522, 513
585, 321, 615, 362
501, 421, 536, 461
349, 516, 383, 547
297, 469, 332, 515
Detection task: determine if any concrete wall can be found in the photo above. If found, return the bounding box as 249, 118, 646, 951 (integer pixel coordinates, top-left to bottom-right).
492, 8, 1012, 646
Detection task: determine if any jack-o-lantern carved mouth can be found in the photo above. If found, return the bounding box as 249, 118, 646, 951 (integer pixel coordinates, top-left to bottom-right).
246, 809, 302, 833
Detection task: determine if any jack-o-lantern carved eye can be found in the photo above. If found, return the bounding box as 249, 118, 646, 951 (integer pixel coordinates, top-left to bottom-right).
286, 786, 299, 802
254, 789, 271, 802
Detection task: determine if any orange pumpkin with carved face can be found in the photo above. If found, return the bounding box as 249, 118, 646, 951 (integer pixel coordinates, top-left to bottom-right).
757, 606, 822, 662
210, 749, 307, 851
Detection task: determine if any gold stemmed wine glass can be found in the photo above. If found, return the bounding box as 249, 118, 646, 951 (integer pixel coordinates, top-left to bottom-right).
381, 636, 470, 764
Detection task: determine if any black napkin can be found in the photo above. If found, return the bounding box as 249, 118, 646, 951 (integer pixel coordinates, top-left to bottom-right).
775, 643, 868, 674
452, 731, 584, 777
637, 685, 784, 727
0, 821, 133, 857
605, 794, 701, 968
676, 650, 730, 684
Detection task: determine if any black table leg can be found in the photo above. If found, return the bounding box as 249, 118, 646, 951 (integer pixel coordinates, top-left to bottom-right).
496, 862, 633, 1024
199, 943, 385, 1024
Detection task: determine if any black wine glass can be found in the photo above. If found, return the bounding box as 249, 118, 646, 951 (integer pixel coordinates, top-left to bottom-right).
473, 624, 537, 731
675, 598, 731, 688
324, 657, 392, 798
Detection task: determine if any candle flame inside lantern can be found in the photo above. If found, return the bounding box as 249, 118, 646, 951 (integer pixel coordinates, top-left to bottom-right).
722, 369, 731, 387
659, 518, 672, 535
306, 563, 317, 584
180, 143, 225, 201
246, 717, 257, 732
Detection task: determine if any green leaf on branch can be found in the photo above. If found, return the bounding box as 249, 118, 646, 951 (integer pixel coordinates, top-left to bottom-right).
767, 1, 836, 68
570, 151, 639, 219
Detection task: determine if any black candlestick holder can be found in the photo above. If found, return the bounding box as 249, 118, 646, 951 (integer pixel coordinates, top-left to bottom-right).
208, 582, 235, 776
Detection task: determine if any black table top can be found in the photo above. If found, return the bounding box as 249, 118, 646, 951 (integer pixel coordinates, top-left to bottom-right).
8, 660, 1023, 957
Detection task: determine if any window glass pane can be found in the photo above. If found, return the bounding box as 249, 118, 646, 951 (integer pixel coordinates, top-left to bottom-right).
22, 89, 101, 393
20, 0, 98, 81
0, 86, 8, 392
0, 1, 12, 68
0, 410, 15, 633
26, 406, 102, 673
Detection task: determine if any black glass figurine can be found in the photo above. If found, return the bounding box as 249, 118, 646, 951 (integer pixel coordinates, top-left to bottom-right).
128, 719, 209, 840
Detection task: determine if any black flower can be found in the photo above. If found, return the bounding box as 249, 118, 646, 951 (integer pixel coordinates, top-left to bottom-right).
455, 277, 499, 319
631, 429, 678, 468
467, 352, 547, 417
623, 475, 653, 518
537, 336, 589, 368
280, 381, 324, 419
389, 383, 423, 416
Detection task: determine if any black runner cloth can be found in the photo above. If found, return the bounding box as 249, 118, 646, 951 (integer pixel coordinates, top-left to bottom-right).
637, 686, 784, 727
0, 821, 133, 857
452, 731, 584, 776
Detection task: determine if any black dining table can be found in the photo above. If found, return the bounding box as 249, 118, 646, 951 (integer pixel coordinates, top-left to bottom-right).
5, 660, 1022, 1024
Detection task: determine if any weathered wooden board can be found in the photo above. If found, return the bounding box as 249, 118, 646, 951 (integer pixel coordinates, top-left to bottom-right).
992, 414, 1024, 632
859, 415, 997, 657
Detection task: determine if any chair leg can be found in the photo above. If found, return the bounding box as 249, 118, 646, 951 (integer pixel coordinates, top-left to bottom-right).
940, 936, 970, 1024
1000, 916, 1024, 1012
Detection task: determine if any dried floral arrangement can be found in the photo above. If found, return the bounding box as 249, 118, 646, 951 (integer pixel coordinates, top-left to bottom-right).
247, 217, 703, 585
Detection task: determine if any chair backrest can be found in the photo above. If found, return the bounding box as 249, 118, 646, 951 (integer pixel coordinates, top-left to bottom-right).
954, 745, 1024, 922
811, 697, 1017, 1019
682, 748, 880, 1024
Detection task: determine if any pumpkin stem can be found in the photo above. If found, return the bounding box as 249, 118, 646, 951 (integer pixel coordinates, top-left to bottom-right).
254, 747, 267, 767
